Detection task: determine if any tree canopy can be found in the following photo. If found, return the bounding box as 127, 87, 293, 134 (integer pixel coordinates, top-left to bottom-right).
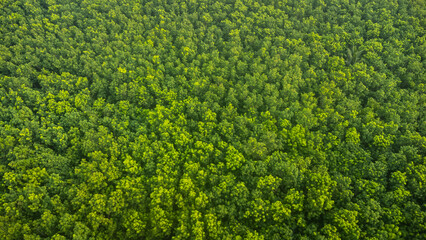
1, 0, 425, 239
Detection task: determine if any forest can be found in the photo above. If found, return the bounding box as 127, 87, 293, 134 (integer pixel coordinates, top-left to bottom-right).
0, 0, 425, 239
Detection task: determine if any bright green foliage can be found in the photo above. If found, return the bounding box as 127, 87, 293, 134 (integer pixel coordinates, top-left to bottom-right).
1, 0, 425, 239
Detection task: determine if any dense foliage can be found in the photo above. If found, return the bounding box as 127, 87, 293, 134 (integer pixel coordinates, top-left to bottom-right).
1, 0, 425, 239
